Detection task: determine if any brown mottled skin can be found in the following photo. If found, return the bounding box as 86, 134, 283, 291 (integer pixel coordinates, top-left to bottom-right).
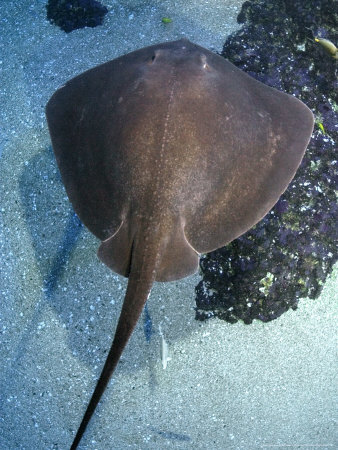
45, 39, 314, 449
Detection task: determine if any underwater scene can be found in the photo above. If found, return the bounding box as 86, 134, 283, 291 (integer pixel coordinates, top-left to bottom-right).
0, 1, 337, 449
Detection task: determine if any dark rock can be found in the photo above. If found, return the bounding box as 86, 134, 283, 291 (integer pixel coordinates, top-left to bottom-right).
46, 0, 108, 33
195, 0, 337, 324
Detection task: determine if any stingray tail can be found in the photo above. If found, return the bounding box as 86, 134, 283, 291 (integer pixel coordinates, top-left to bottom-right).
70, 236, 160, 449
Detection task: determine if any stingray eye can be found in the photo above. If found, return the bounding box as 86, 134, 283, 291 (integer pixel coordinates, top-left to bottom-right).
200, 54, 210, 71
147, 54, 156, 65
149, 50, 161, 64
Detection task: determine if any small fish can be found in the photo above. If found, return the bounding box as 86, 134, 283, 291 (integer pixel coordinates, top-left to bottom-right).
159, 324, 171, 369
156, 429, 192, 442
315, 38, 338, 59
161, 17, 172, 24
149, 426, 192, 442
317, 122, 325, 134
160, 336, 171, 369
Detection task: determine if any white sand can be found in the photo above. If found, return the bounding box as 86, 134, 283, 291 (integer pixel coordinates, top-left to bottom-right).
0, 1, 337, 449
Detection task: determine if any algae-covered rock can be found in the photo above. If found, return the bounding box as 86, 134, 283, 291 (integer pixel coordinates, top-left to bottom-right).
195, 0, 337, 324
46, 0, 108, 33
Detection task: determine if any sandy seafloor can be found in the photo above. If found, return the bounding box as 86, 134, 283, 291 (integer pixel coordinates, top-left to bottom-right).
0, 0, 337, 449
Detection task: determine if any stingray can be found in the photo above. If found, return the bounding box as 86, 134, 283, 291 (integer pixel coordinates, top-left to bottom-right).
45, 38, 314, 448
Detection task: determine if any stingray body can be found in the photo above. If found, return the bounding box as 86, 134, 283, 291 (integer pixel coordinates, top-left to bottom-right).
45, 39, 313, 448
